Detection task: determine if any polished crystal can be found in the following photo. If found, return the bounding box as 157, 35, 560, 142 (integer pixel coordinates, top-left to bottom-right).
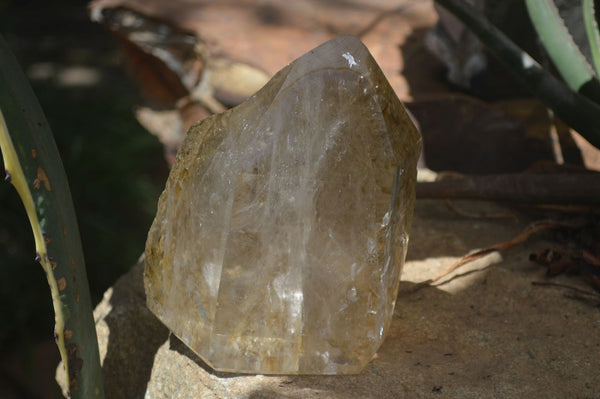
144, 34, 421, 374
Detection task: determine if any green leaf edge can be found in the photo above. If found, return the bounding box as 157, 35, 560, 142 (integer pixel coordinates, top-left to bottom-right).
0, 108, 76, 392
0, 35, 104, 398
525, 0, 596, 91
583, 0, 600, 76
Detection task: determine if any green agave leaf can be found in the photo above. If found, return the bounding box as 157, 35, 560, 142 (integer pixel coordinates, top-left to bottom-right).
0, 35, 104, 398
435, 0, 600, 149
583, 0, 600, 76
526, 0, 597, 92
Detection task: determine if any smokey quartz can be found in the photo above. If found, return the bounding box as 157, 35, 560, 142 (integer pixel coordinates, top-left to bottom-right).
144, 35, 421, 374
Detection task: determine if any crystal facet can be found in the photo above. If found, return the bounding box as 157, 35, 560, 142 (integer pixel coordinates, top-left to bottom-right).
144, 35, 421, 375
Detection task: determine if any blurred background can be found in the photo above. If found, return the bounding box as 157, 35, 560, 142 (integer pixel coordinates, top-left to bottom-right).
0, 1, 168, 397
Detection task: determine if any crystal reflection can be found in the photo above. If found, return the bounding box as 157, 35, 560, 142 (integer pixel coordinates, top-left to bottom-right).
269, 278, 303, 335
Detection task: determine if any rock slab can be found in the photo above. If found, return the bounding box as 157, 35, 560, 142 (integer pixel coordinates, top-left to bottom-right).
144, 34, 421, 374
57, 200, 600, 398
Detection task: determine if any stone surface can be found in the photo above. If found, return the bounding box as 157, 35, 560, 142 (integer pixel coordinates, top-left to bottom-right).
144, 34, 421, 374
57, 199, 600, 398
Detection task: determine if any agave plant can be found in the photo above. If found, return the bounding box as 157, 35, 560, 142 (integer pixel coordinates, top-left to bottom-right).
0, 34, 104, 398
436, 0, 600, 149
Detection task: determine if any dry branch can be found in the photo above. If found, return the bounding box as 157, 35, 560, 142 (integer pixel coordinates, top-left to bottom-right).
417, 173, 600, 205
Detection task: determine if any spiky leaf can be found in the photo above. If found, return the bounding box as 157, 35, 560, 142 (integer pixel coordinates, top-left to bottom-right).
0, 35, 104, 398
435, 0, 600, 149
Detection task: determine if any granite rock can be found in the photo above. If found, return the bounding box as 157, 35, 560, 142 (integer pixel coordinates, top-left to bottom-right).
57, 200, 600, 398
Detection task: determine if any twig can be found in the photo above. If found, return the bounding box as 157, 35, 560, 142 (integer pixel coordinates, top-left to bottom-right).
417, 173, 600, 205
528, 204, 597, 213
582, 250, 600, 268
425, 220, 579, 285
531, 281, 600, 300
444, 199, 518, 220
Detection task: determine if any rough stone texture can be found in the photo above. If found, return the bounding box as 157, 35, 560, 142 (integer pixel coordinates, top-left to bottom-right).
144, 35, 421, 374
58, 199, 600, 398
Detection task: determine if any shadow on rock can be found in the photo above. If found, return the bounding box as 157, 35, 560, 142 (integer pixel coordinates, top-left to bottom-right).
100, 260, 169, 398
169, 334, 248, 379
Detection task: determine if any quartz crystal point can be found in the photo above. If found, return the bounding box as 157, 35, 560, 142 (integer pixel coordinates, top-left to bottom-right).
144, 35, 421, 375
